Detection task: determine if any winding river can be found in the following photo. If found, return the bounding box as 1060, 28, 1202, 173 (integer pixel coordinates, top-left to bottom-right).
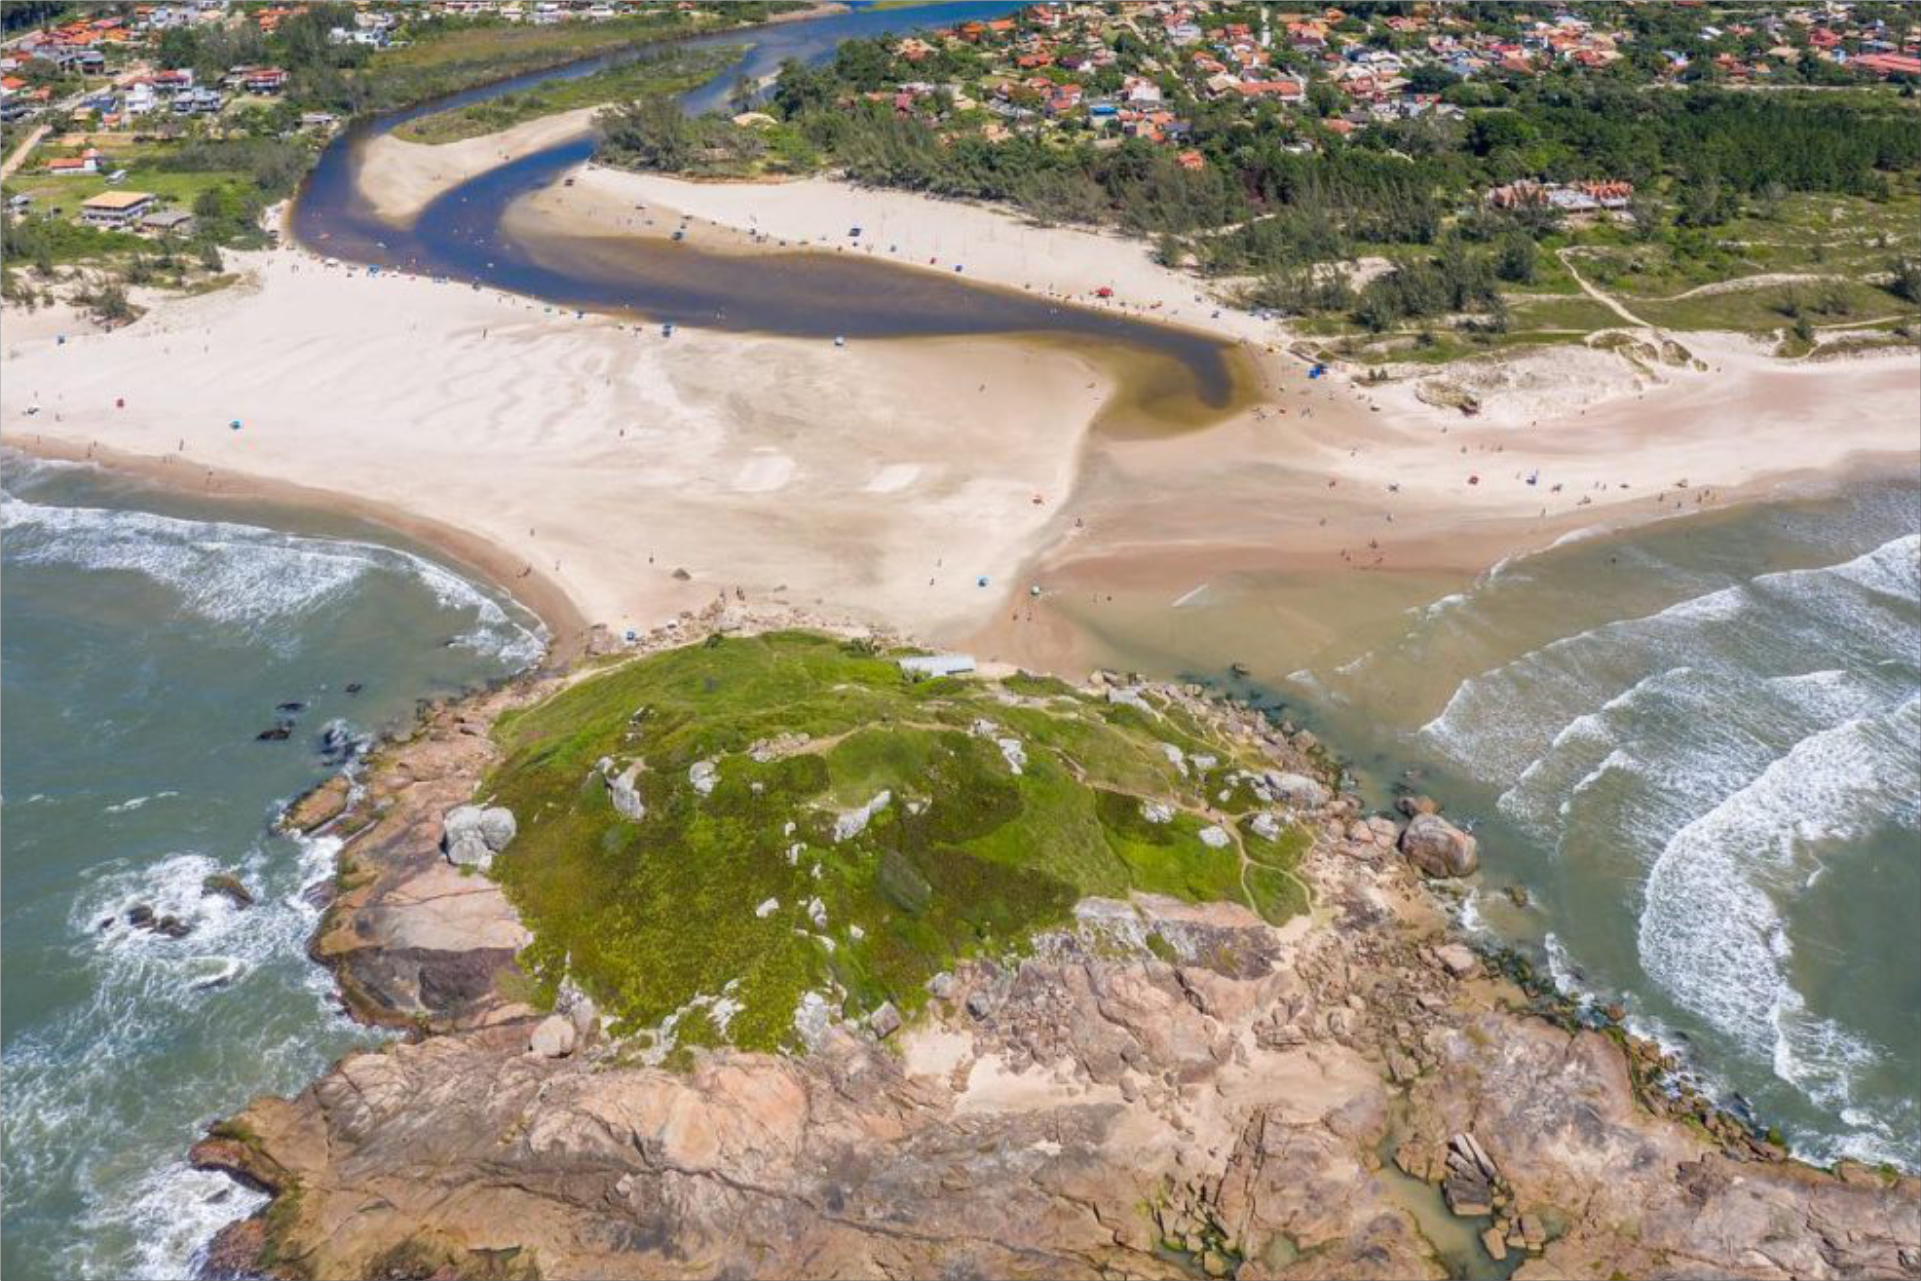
288, 0, 1246, 418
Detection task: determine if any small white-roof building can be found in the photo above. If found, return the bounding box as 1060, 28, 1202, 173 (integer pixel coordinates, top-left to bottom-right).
897, 654, 977, 678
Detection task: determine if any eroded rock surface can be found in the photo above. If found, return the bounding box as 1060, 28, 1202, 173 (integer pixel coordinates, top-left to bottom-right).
196, 639, 1918, 1281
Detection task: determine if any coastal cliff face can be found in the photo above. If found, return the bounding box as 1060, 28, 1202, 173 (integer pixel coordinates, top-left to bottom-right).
193, 624, 1920, 1281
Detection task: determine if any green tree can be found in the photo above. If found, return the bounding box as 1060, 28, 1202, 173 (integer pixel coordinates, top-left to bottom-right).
1494, 232, 1536, 283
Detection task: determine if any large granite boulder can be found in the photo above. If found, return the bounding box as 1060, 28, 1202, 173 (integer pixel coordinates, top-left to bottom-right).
529, 1014, 576, 1058
442, 804, 517, 870
1400, 813, 1478, 878
1265, 771, 1328, 809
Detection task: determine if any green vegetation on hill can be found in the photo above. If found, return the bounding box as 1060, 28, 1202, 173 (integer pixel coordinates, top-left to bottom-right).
486, 632, 1312, 1054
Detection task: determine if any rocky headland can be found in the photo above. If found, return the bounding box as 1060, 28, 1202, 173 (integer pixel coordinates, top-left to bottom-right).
191, 609, 1920, 1281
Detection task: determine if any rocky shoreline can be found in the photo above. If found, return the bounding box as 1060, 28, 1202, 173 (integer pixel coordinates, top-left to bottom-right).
190, 608, 1920, 1281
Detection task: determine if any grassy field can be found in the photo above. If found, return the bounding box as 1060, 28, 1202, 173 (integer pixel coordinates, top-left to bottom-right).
391, 44, 741, 145
485, 632, 1314, 1054
354, 7, 786, 113
4, 159, 227, 218
1630, 276, 1911, 333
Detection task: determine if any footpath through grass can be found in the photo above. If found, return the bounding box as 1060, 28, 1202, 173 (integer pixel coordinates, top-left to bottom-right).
486, 631, 1313, 1054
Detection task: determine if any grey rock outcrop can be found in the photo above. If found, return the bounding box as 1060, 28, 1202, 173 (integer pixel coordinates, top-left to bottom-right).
1266, 770, 1330, 809
1400, 813, 1478, 878
530, 1014, 576, 1058
442, 804, 517, 870
602, 761, 645, 821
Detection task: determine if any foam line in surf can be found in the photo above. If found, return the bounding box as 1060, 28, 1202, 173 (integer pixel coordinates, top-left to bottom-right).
1, 494, 544, 664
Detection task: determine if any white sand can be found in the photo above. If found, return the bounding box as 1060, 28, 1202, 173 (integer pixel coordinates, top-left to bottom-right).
1, 249, 1106, 646
357, 108, 599, 225
7, 138, 1914, 672
534, 165, 1286, 346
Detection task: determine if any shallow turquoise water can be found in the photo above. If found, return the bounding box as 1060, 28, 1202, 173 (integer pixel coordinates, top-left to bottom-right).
0, 455, 541, 1279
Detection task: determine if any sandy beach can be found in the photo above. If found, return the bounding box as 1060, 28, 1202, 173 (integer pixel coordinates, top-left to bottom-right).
2, 249, 1109, 651
5, 133, 1916, 673
357, 109, 599, 225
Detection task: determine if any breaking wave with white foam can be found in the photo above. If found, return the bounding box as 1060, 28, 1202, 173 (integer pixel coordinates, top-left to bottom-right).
0, 831, 365, 1279
1395, 531, 1921, 1167
0, 494, 544, 665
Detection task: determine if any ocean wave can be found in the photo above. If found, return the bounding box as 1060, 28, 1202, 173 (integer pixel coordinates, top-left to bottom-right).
1637, 696, 1921, 1162
1, 828, 369, 1280
0, 494, 544, 664
1419, 535, 1921, 786
103, 791, 181, 814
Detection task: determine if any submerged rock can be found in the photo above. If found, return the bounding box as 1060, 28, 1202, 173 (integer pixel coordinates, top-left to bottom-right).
1396, 794, 1440, 818
255, 721, 293, 742
316, 721, 366, 767
1400, 813, 1478, 878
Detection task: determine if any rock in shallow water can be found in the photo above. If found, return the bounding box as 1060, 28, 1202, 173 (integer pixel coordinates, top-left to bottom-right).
1400, 813, 1478, 878
201, 873, 256, 909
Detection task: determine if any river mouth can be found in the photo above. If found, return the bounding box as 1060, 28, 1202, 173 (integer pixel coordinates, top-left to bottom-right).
287, 6, 1252, 438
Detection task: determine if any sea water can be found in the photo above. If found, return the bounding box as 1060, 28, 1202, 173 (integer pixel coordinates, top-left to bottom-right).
0, 455, 542, 1279
1062, 476, 1921, 1172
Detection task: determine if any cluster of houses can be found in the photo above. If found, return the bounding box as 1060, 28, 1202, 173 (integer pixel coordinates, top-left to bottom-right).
868, 4, 1479, 151
1672, 6, 1921, 81
1487, 179, 1635, 216
849, 1, 1920, 159
0, 0, 727, 123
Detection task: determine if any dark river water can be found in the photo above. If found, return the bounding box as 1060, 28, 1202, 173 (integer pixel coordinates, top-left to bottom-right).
288, 0, 1242, 412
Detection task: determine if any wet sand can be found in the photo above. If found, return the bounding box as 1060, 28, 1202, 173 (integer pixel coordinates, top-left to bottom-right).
6, 433, 592, 665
